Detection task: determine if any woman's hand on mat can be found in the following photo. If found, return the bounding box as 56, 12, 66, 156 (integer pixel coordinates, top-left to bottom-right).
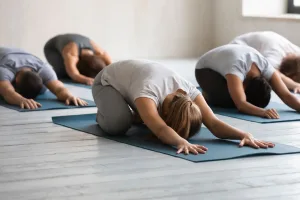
65, 96, 88, 106
85, 78, 94, 86
20, 98, 42, 109
263, 109, 280, 119
239, 133, 275, 149
177, 140, 208, 155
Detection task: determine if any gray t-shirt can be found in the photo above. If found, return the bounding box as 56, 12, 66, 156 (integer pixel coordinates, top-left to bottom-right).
51, 34, 94, 55
230, 31, 300, 69
98, 59, 201, 112
196, 44, 275, 81
0, 47, 57, 86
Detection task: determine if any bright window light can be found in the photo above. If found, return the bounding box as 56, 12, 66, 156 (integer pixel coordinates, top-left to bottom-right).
294, 0, 300, 6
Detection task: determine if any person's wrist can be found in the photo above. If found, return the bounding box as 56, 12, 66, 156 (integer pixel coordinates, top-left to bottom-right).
177, 138, 187, 145
18, 96, 26, 103
239, 132, 248, 140
258, 110, 264, 118
66, 93, 74, 99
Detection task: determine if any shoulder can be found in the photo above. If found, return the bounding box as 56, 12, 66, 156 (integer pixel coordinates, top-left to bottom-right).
62, 42, 78, 57
0, 47, 28, 56
38, 63, 57, 81
0, 67, 15, 82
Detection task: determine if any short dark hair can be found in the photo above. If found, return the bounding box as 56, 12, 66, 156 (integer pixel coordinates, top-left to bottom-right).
77, 55, 106, 78
245, 76, 271, 108
16, 71, 43, 99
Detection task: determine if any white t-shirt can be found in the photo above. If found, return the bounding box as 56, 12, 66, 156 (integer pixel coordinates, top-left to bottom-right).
99, 59, 201, 112
230, 31, 300, 69
196, 44, 275, 81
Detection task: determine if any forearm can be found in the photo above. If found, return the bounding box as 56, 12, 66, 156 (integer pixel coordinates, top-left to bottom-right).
70, 73, 90, 84
280, 73, 298, 90
54, 87, 73, 101
3, 92, 24, 106
236, 102, 265, 117
64, 57, 89, 84
281, 93, 300, 111
209, 119, 246, 140
96, 52, 112, 65
155, 126, 185, 146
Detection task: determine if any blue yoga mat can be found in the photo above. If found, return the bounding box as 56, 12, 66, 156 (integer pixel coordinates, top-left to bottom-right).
52, 114, 300, 162
0, 91, 96, 112
212, 102, 300, 123
61, 79, 92, 89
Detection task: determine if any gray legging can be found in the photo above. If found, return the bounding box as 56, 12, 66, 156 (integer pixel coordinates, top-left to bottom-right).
44, 38, 67, 78
92, 71, 133, 135
195, 68, 235, 108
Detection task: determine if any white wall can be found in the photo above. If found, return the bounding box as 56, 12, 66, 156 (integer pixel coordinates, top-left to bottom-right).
242, 0, 287, 16
212, 0, 300, 48
0, 0, 212, 60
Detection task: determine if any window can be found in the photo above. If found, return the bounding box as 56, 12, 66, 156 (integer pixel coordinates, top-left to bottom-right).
287, 0, 300, 14
242, 0, 287, 17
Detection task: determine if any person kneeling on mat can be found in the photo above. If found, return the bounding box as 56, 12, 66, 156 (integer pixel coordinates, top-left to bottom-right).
195, 44, 300, 119
44, 33, 112, 86
0, 47, 87, 109
230, 31, 300, 93
92, 59, 274, 155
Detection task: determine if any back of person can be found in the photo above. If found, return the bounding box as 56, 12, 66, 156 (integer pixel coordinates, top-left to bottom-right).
230, 31, 300, 68
0, 47, 56, 88
50, 34, 94, 55
44, 34, 108, 83
96, 59, 200, 111
196, 44, 274, 81
195, 44, 275, 108
0, 47, 43, 71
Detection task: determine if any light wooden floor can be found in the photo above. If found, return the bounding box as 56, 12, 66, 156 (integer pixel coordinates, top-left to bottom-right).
1, 60, 300, 200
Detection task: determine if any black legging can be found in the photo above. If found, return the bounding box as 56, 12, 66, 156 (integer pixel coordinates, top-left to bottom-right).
195, 68, 235, 108
44, 38, 67, 79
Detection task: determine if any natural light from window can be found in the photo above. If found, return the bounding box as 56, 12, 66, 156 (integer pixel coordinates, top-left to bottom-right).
242, 0, 287, 17
294, 0, 300, 6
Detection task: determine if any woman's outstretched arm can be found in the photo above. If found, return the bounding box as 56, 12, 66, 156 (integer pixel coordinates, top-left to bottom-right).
193, 94, 274, 148
270, 72, 300, 112
135, 97, 207, 155
278, 70, 300, 93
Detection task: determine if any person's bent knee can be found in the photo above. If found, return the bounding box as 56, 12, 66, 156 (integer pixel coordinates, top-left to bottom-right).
97, 112, 132, 135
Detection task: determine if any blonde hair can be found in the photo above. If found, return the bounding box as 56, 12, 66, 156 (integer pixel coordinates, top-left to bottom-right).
162, 93, 202, 139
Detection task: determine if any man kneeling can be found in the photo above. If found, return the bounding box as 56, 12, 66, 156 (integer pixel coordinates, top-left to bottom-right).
195, 44, 300, 119
0, 47, 87, 109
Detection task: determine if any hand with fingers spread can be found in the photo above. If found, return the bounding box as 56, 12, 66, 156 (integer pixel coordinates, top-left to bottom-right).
263, 108, 280, 119
65, 96, 88, 107
176, 139, 208, 155
239, 133, 275, 149
20, 98, 42, 110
